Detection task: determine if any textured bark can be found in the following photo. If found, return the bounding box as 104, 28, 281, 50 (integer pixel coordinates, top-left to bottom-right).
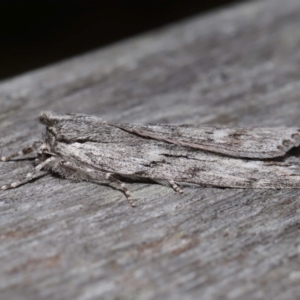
1, 0, 300, 299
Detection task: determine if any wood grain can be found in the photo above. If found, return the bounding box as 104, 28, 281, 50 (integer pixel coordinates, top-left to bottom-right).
1, 0, 300, 299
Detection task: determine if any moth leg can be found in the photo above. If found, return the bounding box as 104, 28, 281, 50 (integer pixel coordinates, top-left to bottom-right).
105, 173, 136, 207
168, 180, 184, 194
59, 161, 136, 207
1, 157, 55, 190
1, 141, 42, 161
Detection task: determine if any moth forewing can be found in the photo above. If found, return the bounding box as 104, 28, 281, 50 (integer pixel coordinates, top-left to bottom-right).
109, 123, 300, 159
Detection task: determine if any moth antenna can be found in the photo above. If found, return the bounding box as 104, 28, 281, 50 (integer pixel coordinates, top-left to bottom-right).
1, 141, 42, 162
168, 180, 184, 194
1, 157, 55, 190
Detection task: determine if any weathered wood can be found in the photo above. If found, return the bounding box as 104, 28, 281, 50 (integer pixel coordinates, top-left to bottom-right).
1, 0, 300, 299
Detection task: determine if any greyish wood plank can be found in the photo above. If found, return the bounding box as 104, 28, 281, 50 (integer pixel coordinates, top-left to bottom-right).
1, 0, 300, 299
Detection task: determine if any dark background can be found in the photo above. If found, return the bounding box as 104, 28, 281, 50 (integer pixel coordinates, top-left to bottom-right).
0, 0, 245, 81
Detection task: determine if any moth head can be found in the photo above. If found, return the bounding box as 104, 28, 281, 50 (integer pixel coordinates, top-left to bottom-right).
39, 111, 57, 126
37, 143, 55, 161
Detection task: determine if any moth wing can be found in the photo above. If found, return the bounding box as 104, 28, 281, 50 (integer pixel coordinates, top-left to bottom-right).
39, 111, 139, 144
39, 112, 300, 159
113, 123, 300, 158
54, 130, 300, 189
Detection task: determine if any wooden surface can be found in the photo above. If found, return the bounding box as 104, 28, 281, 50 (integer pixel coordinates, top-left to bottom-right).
1, 0, 300, 299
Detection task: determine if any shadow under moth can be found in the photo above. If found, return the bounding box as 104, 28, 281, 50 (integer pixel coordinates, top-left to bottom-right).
1, 111, 300, 207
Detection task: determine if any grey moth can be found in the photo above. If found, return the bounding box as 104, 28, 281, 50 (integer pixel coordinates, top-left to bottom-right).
2, 111, 300, 206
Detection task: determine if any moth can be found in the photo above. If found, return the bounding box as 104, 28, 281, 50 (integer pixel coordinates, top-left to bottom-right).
1, 111, 300, 207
